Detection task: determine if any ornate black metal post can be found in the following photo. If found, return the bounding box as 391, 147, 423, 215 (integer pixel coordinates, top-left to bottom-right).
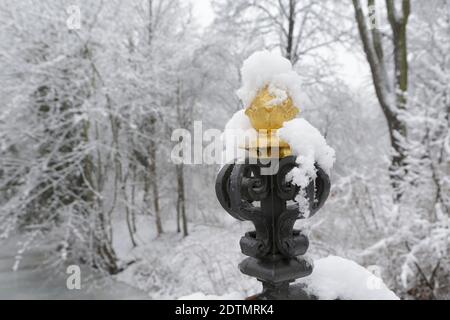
216, 157, 330, 299
215, 87, 331, 300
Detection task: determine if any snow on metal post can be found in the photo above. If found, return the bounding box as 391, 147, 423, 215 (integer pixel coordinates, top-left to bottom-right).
215, 51, 332, 300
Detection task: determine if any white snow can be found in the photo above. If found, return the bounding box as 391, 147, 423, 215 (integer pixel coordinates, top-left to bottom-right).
221, 109, 257, 164
279, 118, 335, 216
236, 50, 304, 110
179, 292, 245, 300
279, 118, 335, 175
114, 216, 258, 299
177, 256, 399, 300
298, 255, 399, 300
267, 84, 289, 106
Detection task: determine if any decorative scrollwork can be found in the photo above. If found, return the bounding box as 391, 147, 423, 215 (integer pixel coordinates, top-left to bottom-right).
309, 166, 331, 215
215, 163, 243, 221
215, 156, 330, 284
276, 156, 300, 200
240, 165, 269, 201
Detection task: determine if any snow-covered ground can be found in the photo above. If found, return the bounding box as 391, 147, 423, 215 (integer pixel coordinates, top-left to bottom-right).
0, 216, 398, 300
0, 217, 256, 299
113, 216, 398, 300
179, 255, 398, 300
113, 216, 259, 299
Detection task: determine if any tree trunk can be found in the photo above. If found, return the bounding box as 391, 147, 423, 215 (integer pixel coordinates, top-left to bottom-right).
285, 0, 296, 63
352, 0, 410, 200
82, 119, 118, 274
176, 163, 188, 237
125, 205, 137, 247
130, 164, 137, 233
176, 193, 181, 233
123, 168, 137, 247
387, 0, 410, 199
149, 116, 163, 236
148, 0, 153, 44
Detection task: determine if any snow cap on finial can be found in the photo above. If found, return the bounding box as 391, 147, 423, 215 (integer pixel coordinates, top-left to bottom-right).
237, 50, 303, 111
236, 50, 303, 158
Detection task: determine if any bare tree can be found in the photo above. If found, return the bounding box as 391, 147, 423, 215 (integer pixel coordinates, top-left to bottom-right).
352, 0, 410, 199
215, 0, 350, 65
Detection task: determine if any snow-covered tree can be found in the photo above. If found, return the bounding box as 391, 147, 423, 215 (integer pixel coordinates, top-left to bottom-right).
352, 0, 411, 199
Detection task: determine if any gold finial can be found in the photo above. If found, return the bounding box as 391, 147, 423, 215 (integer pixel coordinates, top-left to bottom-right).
243, 86, 299, 159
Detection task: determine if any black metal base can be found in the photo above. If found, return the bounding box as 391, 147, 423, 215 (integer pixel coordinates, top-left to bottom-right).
239, 256, 313, 284
215, 156, 330, 300
248, 282, 316, 300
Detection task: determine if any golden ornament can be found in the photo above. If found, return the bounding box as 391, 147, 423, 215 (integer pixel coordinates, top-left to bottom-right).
243, 86, 299, 159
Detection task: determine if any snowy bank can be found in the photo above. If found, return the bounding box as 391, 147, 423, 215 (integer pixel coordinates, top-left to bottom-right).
179, 292, 245, 300
298, 256, 399, 300
180, 256, 398, 300
113, 216, 258, 299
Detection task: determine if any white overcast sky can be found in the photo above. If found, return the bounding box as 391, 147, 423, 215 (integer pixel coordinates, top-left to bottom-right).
191, 0, 214, 27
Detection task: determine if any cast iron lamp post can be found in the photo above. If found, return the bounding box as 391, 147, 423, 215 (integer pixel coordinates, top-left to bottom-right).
215, 87, 331, 300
